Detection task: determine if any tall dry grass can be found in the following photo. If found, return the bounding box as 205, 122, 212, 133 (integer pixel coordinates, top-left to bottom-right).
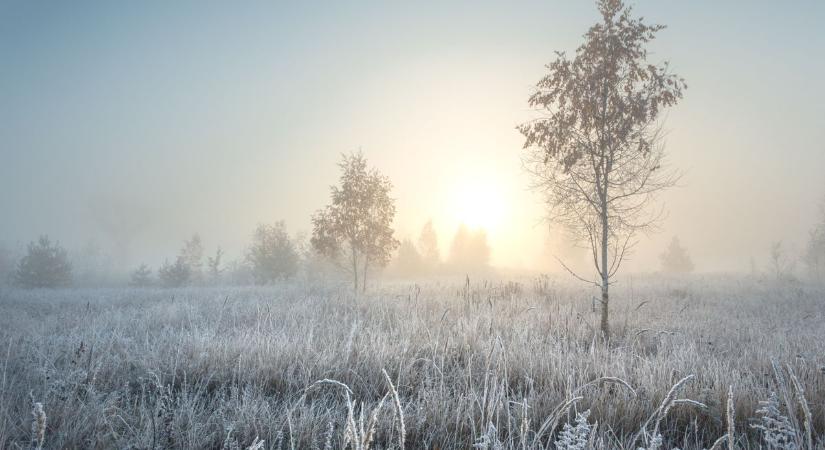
0, 274, 822, 448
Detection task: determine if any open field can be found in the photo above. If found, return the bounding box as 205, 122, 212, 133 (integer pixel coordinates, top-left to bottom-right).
0, 275, 823, 449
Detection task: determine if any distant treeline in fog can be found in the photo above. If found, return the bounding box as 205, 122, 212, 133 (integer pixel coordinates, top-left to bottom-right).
2, 195, 824, 289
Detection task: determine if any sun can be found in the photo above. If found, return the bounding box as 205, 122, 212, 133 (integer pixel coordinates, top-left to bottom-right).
449, 179, 506, 231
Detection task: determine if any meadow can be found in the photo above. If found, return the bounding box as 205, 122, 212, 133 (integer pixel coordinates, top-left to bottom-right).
0, 275, 823, 449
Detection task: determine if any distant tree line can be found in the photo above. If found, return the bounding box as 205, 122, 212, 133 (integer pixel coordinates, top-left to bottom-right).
6, 146, 824, 292
133, 151, 400, 292
129, 226, 303, 289
390, 220, 492, 278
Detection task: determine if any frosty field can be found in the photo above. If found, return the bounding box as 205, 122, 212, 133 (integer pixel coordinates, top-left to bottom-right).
0, 276, 822, 449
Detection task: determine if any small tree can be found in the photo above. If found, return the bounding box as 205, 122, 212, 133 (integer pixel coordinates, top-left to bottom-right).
804, 230, 825, 281
769, 241, 795, 282
447, 224, 491, 274
803, 199, 825, 282
294, 231, 338, 284
206, 247, 224, 284
519, 0, 685, 337
393, 238, 424, 277
660, 236, 694, 273
311, 152, 400, 293
14, 236, 72, 288
0, 244, 14, 286
158, 256, 191, 288
180, 234, 204, 281
418, 220, 440, 271
130, 264, 153, 287
246, 222, 299, 284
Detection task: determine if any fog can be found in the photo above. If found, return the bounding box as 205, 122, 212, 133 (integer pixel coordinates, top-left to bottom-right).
1, 0, 824, 279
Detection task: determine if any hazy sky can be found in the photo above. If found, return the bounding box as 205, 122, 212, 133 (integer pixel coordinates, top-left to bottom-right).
2, 0, 824, 273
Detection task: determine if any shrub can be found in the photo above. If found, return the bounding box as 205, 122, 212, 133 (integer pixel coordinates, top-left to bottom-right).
157, 256, 191, 288
129, 264, 153, 287
246, 222, 299, 284
13, 235, 72, 288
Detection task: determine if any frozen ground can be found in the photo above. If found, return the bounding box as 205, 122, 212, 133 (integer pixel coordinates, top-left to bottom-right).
0, 275, 823, 449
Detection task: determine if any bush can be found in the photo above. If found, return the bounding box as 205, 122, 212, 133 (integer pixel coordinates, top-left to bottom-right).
660, 236, 694, 274
129, 264, 153, 287
246, 222, 299, 284
157, 257, 191, 288
13, 235, 72, 288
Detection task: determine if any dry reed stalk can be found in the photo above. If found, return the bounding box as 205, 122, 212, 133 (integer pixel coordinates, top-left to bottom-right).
573, 376, 637, 398
787, 366, 812, 450
707, 434, 728, 450
382, 369, 405, 450
246, 437, 265, 450
532, 396, 583, 448
30, 397, 46, 450
631, 374, 695, 449
306, 378, 354, 396
672, 399, 708, 410
726, 385, 735, 450
654, 375, 695, 431
344, 391, 360, 450
323, 421, 334, 450
520, 398, 529, 450
361, 392, 390, 449
287, 413, 296, 450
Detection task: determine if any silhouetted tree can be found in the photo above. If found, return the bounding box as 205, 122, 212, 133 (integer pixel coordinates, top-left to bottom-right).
804, 200, 825, 282
206, 247, 224, 284
246, 222, 299, 284
294, 231, 339, 283
769, 241, 795, 282
519, 0, 685, 337
0, 244, 14, 286
130, 264, 153, 287
660, 236, 694, 273
225, 258, 254, 285
448, 224, 490, 274
158, 256, 191, 288
14, 236, 73, 288
311, 152, 399, 293
180, 234, 204, 281
393, 238, 424, 277
418, 220, 440, 271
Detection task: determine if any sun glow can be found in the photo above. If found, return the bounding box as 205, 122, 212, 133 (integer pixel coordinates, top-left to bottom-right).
449, 179, 507, 232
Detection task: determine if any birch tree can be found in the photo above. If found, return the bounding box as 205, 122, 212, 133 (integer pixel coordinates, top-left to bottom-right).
519, 0, 686, 337
247, 222, 299, 284
311, 152, 399, 293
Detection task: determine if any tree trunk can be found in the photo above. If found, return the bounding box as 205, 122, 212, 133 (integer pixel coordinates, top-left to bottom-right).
598, 80, 612, 340
351, 246, 359, 295
362, 258, 368, 294
600, 187, 610, 339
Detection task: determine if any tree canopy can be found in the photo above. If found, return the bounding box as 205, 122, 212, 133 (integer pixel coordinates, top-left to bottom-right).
660, 236, 694, 273
14, 235, 73, 288
519, 0, 685, 336
246, 222, 299, 284
311, 152, 399, 292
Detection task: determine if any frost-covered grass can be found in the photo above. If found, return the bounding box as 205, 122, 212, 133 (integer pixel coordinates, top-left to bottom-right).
0, 275, 823, 449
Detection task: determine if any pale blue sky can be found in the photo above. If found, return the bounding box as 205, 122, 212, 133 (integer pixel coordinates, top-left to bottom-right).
1, 1, 824, 272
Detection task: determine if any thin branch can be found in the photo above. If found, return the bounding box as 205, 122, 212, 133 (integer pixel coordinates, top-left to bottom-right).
554, 256, 600, 287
